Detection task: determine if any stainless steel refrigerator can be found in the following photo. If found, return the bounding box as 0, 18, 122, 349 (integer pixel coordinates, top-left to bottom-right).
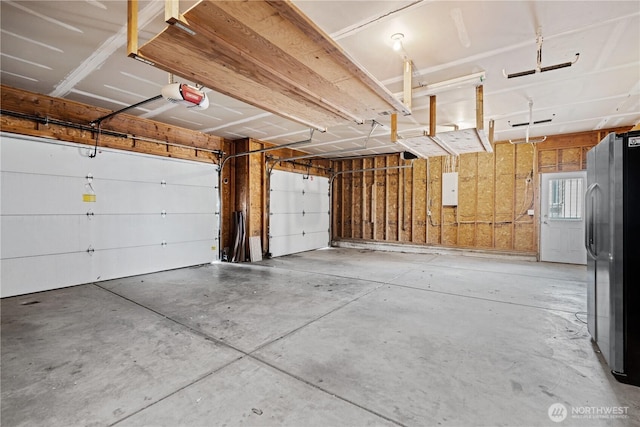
585, 130, 640, 386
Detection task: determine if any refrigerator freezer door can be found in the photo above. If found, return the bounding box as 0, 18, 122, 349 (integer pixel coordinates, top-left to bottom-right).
610, 135, 625, 374
586, 134, 614, 366
586, 150, 597, 339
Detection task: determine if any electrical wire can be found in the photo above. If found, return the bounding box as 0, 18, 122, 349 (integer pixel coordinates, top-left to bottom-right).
515, 170, 535, 221
363, 120, 379, 149
574, 311, 587, 324
89, 122, 101, 158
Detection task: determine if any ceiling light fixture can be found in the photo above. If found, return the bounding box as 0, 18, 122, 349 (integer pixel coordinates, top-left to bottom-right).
391, 33, 404, 51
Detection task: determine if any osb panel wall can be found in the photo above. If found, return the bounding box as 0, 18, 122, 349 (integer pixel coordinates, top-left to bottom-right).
332, 127, 634, 254
537, 127, 631, 173
332, 143, 537, 254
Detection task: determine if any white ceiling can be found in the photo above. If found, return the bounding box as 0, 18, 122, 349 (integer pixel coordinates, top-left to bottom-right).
1, 1, 639, 158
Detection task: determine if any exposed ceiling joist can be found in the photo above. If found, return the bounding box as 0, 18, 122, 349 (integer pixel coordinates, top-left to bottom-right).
128, 0, 409, 133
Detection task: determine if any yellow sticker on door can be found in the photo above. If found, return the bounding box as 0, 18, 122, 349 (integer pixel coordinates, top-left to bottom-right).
83, 194, 96, 202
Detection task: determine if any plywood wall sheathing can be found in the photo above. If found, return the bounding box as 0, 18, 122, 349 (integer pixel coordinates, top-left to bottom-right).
429, 158, 442, 245
476, 151, 495, 248
363, 158, 374, 239
493, 143, 515, 250
343, 164, 353, 238
412, 160, 427, 244
332, 162, 342, 239
352, 159, 363, 239
457, 154, 477, 247
330, 127, 632, 255
386, 155, 399, 241
249, 140, 264, 244
374, 156, 386, 241
536, 127, 630, 173
513, 144, 535, 251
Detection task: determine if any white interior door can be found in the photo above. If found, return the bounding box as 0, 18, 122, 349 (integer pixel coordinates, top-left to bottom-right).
269, 170, 329, 257
540, 171, 587, 264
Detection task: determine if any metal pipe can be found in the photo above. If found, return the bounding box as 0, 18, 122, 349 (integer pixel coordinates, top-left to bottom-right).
0, 109, 223, 155
326, 152, 402, 161
89, 94, 163, 126
270, 146, 385, 163
266, 157, 332, 173
329, 164, 413, 187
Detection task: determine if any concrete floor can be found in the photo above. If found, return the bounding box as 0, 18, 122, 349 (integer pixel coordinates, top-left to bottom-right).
2, 248, 639, 426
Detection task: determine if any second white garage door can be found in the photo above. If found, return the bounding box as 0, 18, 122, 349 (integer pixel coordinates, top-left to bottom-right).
269, 170, 329, 257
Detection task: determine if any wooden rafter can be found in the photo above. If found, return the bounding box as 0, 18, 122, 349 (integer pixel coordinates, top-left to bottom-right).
129, 0, 409, 132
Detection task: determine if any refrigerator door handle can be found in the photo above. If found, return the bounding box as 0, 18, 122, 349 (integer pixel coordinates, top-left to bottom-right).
585, 182, 599, 259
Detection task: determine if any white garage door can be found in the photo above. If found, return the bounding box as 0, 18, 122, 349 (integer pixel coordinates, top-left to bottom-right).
269, 170, 329, 257
0, 133, 219, 297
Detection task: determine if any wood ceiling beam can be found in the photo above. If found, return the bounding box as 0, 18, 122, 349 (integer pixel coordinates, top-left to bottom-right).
165, 0, 180, 23
391, 113, 398, 143
127, 0, 138, 58
182, 3, 367, 124
429, 95, 436, 137
476, 85, 484, 131
138, 26, 338, 131
133, 0, 409, 132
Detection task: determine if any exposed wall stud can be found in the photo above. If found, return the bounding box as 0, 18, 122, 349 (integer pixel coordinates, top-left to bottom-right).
391, 113, 398, 142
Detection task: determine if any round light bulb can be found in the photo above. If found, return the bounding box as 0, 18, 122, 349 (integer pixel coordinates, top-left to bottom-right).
391, 33, 404, 51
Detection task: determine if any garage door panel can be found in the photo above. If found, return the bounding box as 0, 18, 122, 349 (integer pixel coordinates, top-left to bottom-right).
1, 136, 89, 176
269, 170, 328, 257
90, 215, 163, 248
164, 185, 217, 212
87, 182, 216, 215
92, 180, 163, 214
91, 241, 214, 282
85, 149, 214, 186
304, 213, 330, 234
304, 231, 329, 250
270, 213, 304, 236
304, 175, 329, 195
1, 173, 88, 215
268, 235, 291, 258
303, 194, 329, 213
161, 214, 217, 242
162, 240, 216, 268
0, 215, 90, 259
269, 189, 300, 214
1, 253, 94, 297
270, 170, 304, 192
269, 234, 306, 258
0, 133, 219, 298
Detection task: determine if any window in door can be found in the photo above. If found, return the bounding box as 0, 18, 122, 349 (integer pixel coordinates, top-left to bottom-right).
548, 177, 583, 219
